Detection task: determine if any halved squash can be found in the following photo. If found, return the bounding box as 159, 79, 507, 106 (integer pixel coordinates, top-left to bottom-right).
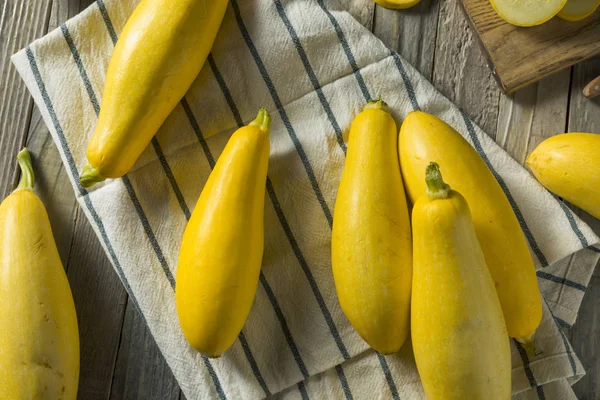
558, 0, 600, 21
373, 0, 421, 9
490, 0, 567, 26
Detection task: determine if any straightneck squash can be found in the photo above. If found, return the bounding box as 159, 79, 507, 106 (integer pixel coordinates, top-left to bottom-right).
0, 149, 80, 399
80, 0, 228, 187
176, 109, 271, 358
412, 163, 511, 400
527, 133, 600, 219
331, 99, 412, 355
399, 111, 542, 346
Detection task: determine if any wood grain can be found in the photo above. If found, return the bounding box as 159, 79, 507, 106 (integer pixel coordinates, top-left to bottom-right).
566, 55, 600, 399
0, 0, 52, 200
459, 0, 600, 93
434, 0, 501, 137
373, 0, 440, 79
110, 301, 181, 400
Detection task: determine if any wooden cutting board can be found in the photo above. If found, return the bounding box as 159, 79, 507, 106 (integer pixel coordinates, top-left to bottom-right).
458, 2, 600, 93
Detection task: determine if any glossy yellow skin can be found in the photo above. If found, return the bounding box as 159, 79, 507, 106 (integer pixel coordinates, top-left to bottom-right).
412, 185, 511, 400
332, 101, 412, 355
0, 151, 79, 399
558, 0, 600, 21
176, 111, 270, 358
82, 0, 228, 185
373, 0, 422, 10
400, 111, 542, 340
527, 133, 600, 219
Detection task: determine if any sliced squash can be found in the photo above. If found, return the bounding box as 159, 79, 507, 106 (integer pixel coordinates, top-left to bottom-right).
558, 0, 600, 21
490, 0, 567, 27
373, 0, 421, 9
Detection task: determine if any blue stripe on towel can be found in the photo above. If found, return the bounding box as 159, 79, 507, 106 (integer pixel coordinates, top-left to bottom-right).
376, 353, 401, 400
315, 0, 371, 102
230, 0, 334, 228
460, 112, 550, 268
391, 52, 420, 111
514, 340, 545, 399
537, 271, 586, 292
273, 0, 347, 154
554, 197, 589, 248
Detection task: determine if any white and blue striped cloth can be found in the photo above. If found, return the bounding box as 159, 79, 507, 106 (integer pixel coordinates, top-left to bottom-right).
12, 0, 600, 398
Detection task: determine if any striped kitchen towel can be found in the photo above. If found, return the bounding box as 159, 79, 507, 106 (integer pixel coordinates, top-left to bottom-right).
12, 0, 600, 398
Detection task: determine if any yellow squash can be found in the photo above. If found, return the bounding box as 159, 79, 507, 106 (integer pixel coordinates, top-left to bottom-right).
399, 111, 542, 344
527, 133, 600, 219
0, 149, 79, 399
558, 0, 600, 21
176, 109, 271, 357
80, 0, 228, 187
332, 100, 412, 355
411, 163, 511, 400
373, 0, 422, 10
489, 0, 566, 26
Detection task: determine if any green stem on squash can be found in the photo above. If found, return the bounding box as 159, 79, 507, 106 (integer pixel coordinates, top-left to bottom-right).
80, 164, 106, 188
425, 162, 451, 200
249, 108, 272, 134
16, 148, 35, 191
364, 96, 389, 113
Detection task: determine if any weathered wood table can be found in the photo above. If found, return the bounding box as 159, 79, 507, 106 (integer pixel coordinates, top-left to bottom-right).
1, 0, 598, 398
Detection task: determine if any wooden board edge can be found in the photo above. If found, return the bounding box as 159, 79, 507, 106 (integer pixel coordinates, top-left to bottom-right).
456, 0, 509, 93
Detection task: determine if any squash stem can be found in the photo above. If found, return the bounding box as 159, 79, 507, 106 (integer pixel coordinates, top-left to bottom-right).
425, 162, 450, 200
249, 108, 272, 133
80, 164, 106, 188
16, 148, 35, 191
364, 96, 389, 113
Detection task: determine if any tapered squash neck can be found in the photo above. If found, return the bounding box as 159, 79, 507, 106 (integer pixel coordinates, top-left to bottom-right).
249, 108, 272, 133
16, 148, 34, 192
425, 162, 450, 200
364, 97, 389, 113
80, 164, 105, 188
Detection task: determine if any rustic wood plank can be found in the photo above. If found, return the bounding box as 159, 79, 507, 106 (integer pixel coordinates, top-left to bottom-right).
565, 54, 600, 399
0, 0, 52, 199
64, 213, 127, 399
22, 1, 134, 399
110, 301, 181, 400
433, 0, 501, 137
459, 0, 600, 93
25, 105, 79, 263
495, 69, 571, 162
343, 0, 376, 30
372, 1, 440, 80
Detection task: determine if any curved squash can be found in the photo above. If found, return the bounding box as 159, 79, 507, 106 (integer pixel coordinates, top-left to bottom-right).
0, 149, 80, 399
527, 132, 600, 219
412, 163, 511, 400
399, 111, 542, 343
80, 0, 228, 187
332, 100, 412, 354
176, 109, 271, 357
